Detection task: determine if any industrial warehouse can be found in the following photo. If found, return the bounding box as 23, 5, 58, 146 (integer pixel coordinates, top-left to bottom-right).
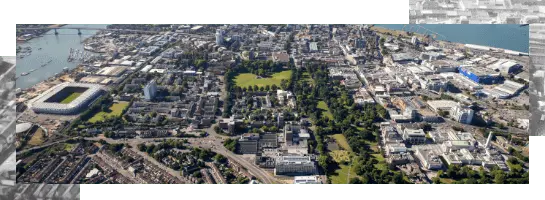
29, 82, 104, 115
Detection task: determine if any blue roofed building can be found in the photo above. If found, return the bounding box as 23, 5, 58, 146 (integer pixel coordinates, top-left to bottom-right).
458, 65, 503, 84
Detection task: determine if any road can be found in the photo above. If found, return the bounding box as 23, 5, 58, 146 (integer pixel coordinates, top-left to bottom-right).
202, 118, 278, 184
214, 147, 277, 184
200, 168, 215, 184
127, 145, 191, 183
94, 153, 146, 184
16, 137, 74, 155
84, 131, 279, 184
205, 162, 226, 184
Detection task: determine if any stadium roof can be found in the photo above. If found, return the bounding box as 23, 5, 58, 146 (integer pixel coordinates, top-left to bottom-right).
16, 123, 32, 134
30, 82, 103, 114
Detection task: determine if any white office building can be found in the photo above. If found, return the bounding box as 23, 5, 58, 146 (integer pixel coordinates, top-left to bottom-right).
402, 128, 426, 144
275, 156, 316, 176
143, 79, 157, 101
216, 29, 224, 46
451, 104, 474, 124
411, 36, 419, 45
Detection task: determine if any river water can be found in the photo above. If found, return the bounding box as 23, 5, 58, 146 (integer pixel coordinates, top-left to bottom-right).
16, 24, 108, 89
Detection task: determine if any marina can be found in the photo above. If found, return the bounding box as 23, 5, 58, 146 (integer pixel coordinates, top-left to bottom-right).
16, 46, 32, 59
15, 24, 108, 89
67, 48, 95, 63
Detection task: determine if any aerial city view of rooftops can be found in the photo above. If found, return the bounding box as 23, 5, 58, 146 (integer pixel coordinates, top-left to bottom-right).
14, 24, 529, 184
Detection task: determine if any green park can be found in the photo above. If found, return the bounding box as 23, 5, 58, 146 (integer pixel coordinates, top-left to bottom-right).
234, 70, 292, 89
88, 102, 130, 123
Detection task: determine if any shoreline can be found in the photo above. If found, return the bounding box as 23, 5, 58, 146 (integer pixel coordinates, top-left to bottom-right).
18, 64, 83, 97
371, 25, 463, 48
370, 25, 528, 55
48, 24, 66, 28
16, 24, 67, 43
16, 24, 103, 90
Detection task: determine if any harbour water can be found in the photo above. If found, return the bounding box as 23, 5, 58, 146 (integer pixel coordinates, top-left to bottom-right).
376, 24, 529, 53
15, 24, 108, 89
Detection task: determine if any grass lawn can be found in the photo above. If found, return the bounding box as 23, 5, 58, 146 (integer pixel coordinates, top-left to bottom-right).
332, 134, 352, 152
372, 153, 388, 170
372, 153, 385, 162
440, 178, 456, 184
64, 143, 76, 151
329, 133, 363, 184
317, 101, 334, 120
60, 92, 83, 104
330, 150, 351, 163
330, 163, 359, 184
368, 140, 379, 152
234, 70, 292, 89
28, 128, 45, 146
88, 102, 129, 123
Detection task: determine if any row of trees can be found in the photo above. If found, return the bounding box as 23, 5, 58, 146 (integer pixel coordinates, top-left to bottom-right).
137, 139, 187, 154
223, 138, 239, 153
294, 61, 406, 183
65, 95, 115, 135
232, 84, 280, 94
289, 63, 333, 175
433, 161, 529, 184
379, 37, 388, 55
222, 66, 238, 117
237, 60, 284, 77
350, 153, 409, 184
140, 143, 217, 171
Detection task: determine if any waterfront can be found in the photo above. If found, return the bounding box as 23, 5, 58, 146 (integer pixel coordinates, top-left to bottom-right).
376, 24, 529, 53
16, 24, 108, 89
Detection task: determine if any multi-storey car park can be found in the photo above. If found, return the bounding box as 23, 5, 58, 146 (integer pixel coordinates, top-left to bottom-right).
29, 82, 104, 115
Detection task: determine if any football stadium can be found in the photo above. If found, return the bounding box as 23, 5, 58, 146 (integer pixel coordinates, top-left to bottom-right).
29, 82, 104, 115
